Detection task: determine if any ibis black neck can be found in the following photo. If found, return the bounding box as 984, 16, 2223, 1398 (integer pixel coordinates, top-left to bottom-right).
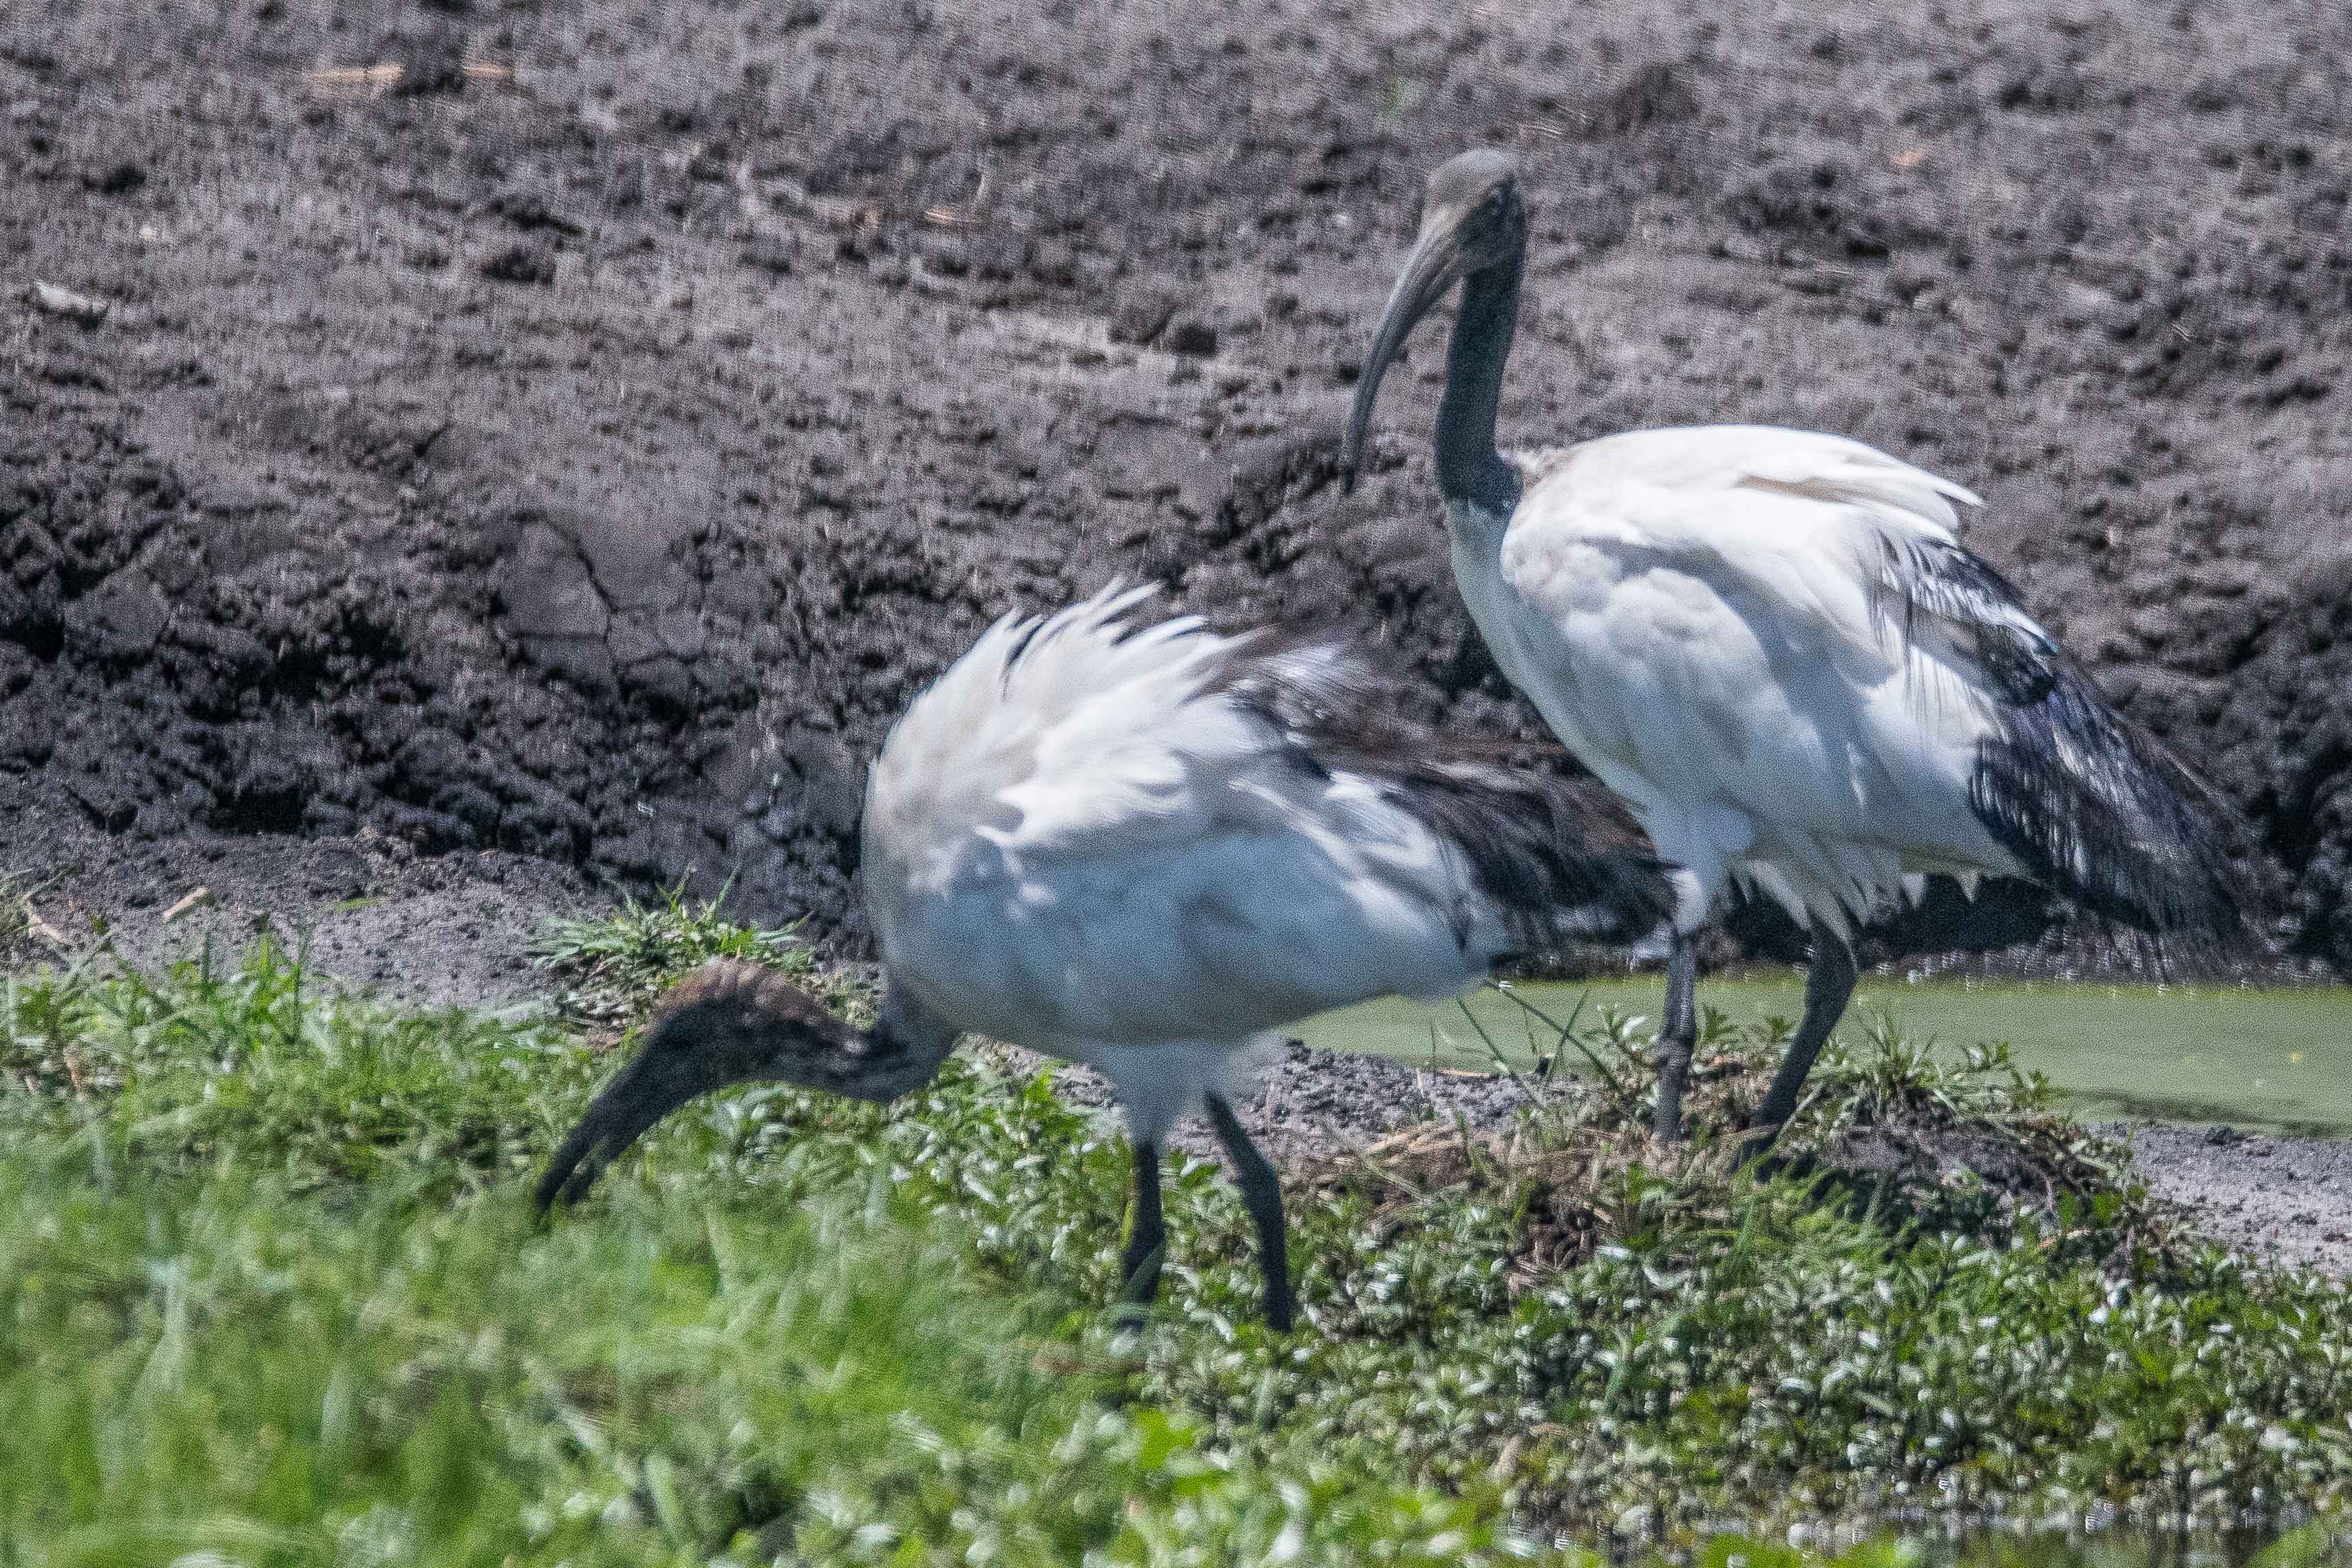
1434, 255, 1523, 518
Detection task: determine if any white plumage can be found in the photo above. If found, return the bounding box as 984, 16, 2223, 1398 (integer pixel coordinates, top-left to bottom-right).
875, 587, 1665, 1142
539, 581, 1668, 1328
1344, 148, 2253, 1151
1468, 425, 2017, 937
865, 584, 1580, 1131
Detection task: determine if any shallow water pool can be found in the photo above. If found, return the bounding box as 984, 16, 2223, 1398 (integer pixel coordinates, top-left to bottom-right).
1293, 971, 2352, 1136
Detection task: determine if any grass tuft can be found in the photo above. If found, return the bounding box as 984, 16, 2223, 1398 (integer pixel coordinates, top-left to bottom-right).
1, 934, 595, 1193
0, 939, 1528, 1565
533, 880, 809, 1022
0, 1151, 1528, 1565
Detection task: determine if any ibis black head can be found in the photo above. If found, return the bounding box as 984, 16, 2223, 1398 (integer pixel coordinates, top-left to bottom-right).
533, 961, 860, 1211
1341, 148, 1529, 495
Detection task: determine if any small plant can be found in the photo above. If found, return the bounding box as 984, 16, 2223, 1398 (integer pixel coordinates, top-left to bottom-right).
0, 867, 66, 950
534, 878, 807, 1019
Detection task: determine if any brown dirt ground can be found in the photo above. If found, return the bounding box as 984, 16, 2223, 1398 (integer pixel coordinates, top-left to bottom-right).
3, 2, 2351, 1264
2, 0, 2347, 975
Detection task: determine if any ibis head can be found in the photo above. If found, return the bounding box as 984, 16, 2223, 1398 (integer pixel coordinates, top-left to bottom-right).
1342, 148, 1528, 496
533, 962, 906, 1212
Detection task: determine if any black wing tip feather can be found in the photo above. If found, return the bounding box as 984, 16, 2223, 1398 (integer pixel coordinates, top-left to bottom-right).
1211, 626, 1673, 948
1876, 536, 2061, 706
1890, 536, 2271, 949
1969, 666, 2271, 954
1388, 759, 1675, 946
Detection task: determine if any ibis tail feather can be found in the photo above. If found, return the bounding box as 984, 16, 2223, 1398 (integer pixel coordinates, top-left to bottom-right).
1969, 665, 2258, 949
1366, 756, 1673, 949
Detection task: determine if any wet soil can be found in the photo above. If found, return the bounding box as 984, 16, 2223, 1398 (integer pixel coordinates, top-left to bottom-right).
2, 0, 2348, 976
2118, 1121, 2352, 1273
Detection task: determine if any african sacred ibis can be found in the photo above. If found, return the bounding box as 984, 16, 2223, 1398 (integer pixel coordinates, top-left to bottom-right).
537, 583, 1669, 1329
1340, 147, 2254, 1153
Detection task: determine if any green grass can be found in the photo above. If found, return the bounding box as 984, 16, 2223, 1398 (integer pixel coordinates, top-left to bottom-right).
0, 940, 1529, 1565
2, 940, 589, 1192
3, 922, 2352, 1563
0, 1153, 1533, 1565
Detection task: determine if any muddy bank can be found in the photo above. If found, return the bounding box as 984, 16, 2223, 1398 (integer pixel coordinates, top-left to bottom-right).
2, 0, 2348, 974
2117, 1122, 2352, 1275
2, 784, 593, 1013
6, 827, 2340, 1274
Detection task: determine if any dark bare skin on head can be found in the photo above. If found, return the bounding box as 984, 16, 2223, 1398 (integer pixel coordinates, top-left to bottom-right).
532, 962, 958, 1212
1342, 149, 1529, 517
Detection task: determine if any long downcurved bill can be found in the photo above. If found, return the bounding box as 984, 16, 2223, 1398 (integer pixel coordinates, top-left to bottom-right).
533, 1041, 707, 1211
1339, 219, 1468, 494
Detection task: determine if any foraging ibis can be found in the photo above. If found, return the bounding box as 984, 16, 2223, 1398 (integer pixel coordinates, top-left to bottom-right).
537, 583, 1669, 1329
1340, 147, 2255, 1152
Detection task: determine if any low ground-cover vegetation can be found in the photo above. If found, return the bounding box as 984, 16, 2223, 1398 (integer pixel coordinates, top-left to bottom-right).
0, 904, 2346, 1563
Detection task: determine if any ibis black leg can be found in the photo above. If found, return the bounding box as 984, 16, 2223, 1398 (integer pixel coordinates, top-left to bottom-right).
1119, 1138, 1166, 1306
1205, 1093, 1295, 1331
1652, 933, 1700, 1141
1739, 933, 1858, 1162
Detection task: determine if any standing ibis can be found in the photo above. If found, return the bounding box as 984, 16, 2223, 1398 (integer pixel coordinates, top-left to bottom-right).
1339, 147, 2255, 1153
537, 583, 1669, 1328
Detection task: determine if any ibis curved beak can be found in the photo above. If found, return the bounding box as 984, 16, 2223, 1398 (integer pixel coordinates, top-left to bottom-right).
533, 960, 927, 1214
1340, 213, 1471, 494
533, 1019, 727, 1211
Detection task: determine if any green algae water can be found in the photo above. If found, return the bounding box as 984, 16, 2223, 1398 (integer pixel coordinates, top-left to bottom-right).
1295, 971, 2352, 1136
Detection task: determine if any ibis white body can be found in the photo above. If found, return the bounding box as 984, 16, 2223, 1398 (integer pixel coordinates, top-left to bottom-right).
863, 583, 1654, 1141
539, 578, 1665, 1330
1341, 148, 2249, 1147
1459, 425, 2024, 938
